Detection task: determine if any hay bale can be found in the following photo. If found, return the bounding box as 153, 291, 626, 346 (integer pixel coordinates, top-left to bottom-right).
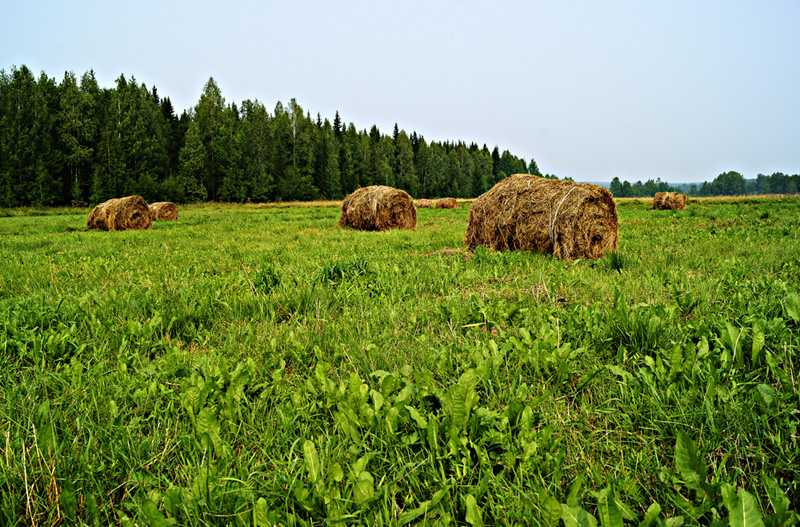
87, 195, 152, 231
465, 174, 618, 260
416, 199, 434, 208
339, 186, 417, 231
149, 201, 179, 221
652, 192, 687, 210
436, 197, 458, 209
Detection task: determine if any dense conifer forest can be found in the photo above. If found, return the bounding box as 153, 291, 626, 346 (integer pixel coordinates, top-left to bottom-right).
1, 65, 797, 206
0, 66, 542, 207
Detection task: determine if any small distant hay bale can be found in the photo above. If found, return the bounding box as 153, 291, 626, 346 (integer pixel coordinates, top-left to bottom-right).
87, 195, 152, 231
436, 197, 458, 209
149, 201, 179, 221
465, 174, 618, 260
416, 199, 433, 208
339, 186, 417, 231
653, 192, 687, 210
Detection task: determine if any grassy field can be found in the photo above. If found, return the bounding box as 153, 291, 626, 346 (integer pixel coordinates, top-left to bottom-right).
1, 197, 798, 526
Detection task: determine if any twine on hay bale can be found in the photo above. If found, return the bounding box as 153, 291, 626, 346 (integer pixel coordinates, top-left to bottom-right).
339, 186, 417, 231
87, 195, 152, 231
149, 201, 179, 221
436, 197, 458, 209
416, 199, 434, 208
652, 192, 687, 210
464, 174, 618, 260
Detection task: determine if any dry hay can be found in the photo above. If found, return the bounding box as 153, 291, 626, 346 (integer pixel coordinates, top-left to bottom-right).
87, 195, 152, 231
339, 186, 417, 231
416, 199, 434, 208
465, 174, 618, 260
652, 192, 687, 210
436, 197, 458, 209
149, 201, 179, 221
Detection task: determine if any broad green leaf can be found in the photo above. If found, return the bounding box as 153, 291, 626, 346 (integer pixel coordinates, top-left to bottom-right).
329, 462, 344, 483
561, 504, 599, 527
785, 292, 800, 324
354, 471, 374, 505
195, 407, 218, 436
756, 384, 776, 406
639, 503, 661, 527
140, 499, 169, 527
720, 324, 742, 355
352, 455, 369, 478
593, 488, 624, 527
542, 496, 563, 527
303, 440, 321, 485
371, 389, 384, 411
254, 497, 273, 527
674, 432, 709, 497
751, 325, 765, 364
406, 405, 428, 428
761, 475, 789, 517
465, 494, 484, 527
399, 488, 449, 525
726, 488, 765, 527
567, 472, 586, 507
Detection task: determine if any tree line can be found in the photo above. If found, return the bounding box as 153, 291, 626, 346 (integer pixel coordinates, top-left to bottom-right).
0, 65, 542, 207
610, 171, 799, 198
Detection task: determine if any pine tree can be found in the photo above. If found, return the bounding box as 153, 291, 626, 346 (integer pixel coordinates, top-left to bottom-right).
0, 65, 39, 205
609, 177, 623, 196
239, 99, 273, 201
217, 103, 245, 201
394, 129, 418, 196
183, 77, 227, 200
283, 99, 317, 200
58, 71, 95, 204
30, 71, 63, 205
414, 137, 431, 197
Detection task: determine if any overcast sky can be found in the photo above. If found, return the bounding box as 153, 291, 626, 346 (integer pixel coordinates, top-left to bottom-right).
2, 0, 798, 183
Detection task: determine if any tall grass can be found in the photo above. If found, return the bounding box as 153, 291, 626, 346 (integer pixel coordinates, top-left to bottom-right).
0, 198, 798, 525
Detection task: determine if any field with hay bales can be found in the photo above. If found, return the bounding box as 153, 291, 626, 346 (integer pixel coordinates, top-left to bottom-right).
1, 196, 799, 526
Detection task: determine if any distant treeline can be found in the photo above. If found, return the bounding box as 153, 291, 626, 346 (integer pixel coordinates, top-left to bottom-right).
0, 65, 545, 207
610, 171, 800, 198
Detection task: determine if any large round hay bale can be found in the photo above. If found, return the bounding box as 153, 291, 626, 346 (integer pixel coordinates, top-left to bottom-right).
339, 186, 417, 231
416, 199, 433, 208
149, 201, 179, 221
436, 197, 458, 209
465, 174, 618, 260
653, 192, 687, 210
87, 195, 152, 231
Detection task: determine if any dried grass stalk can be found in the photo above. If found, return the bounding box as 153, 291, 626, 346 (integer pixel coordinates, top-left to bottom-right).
436, 197, 458, 209
87, 195, 152, 231
339, 186, 417, 231
416, 199, 434, 208
149, 201, 179, 221
465, 174, 618, 260
652, 192, 687, 210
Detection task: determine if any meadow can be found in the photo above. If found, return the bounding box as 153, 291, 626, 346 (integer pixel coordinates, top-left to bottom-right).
0, 197, 798, 526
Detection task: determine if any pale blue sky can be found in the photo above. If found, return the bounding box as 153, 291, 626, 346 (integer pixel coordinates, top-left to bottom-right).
2, 0, 798, 183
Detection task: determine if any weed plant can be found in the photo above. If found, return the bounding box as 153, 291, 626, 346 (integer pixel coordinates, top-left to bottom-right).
0, 198, 798, 525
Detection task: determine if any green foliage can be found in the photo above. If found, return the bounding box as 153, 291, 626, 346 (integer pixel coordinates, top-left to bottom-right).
0, 197, 798, 525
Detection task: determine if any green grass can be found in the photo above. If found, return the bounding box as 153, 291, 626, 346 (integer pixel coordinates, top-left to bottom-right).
0, 198, 798, 526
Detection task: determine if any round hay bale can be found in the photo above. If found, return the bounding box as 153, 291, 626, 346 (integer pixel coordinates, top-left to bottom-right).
149, 201, 179, 221
436, 197, 458, 209
87, 195, 152, 231
339, 186, 417, 231
653, 192, 687, 210
465, 174, 618, 260
416, 199, 434, 208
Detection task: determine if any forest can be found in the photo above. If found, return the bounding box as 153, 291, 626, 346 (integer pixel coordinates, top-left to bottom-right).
0, 65, 537, 207
1, 64, 797, 207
